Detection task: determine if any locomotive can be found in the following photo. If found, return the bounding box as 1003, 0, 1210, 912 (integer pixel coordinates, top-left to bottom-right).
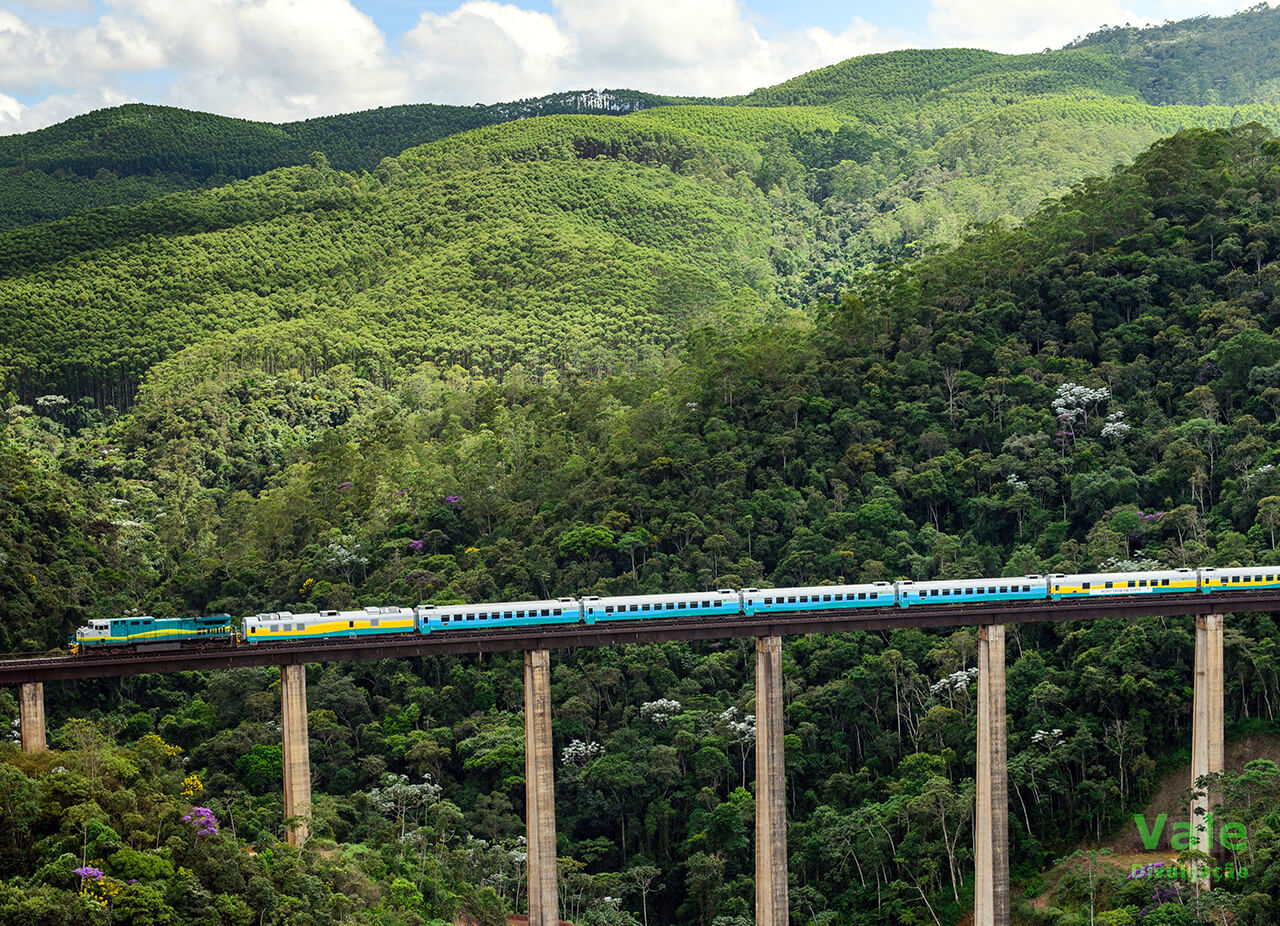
70, 565, 1280, 654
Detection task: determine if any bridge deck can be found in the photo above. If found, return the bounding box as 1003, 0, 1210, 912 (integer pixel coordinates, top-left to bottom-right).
3, 591, 1277, 684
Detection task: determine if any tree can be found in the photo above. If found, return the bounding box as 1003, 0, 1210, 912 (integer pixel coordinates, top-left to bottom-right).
626, 864, 661, 926
1257, 496, 1280, 549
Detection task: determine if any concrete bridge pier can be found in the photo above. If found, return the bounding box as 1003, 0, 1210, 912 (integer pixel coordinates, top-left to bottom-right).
19, 682, 46, 753
974, 623, 1010, 926
280, 664, 312, 847
755, 635, 789, 926
524, 649, 559, 926
1191, 613, 1225, 878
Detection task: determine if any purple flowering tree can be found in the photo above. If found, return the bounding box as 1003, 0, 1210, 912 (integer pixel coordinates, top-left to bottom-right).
181, 807, 219, 838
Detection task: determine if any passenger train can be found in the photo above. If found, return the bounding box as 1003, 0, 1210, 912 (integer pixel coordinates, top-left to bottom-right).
70, 565, 1280, 653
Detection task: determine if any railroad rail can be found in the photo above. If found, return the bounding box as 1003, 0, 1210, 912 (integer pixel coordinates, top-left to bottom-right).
2, 590, 1276, 684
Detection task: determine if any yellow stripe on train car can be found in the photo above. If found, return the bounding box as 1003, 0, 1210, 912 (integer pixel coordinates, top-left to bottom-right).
257, 619, 416, 637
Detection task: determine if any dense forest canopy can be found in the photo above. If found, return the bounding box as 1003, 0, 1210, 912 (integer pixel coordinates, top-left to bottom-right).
8, 8, 1280, 925
5, 121, 1280, 926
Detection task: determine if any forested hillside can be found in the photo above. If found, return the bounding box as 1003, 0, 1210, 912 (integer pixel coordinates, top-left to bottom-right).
0, 90, 690, 230
5, 121, 1280, 926
8, 4, 1280, 240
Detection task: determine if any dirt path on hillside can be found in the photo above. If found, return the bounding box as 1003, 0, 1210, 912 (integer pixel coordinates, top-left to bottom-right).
1104, 733, 1280, 852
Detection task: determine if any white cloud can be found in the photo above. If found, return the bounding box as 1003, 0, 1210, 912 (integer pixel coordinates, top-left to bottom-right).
118, 0, 405, 120
926, 0, 1150, 53
398, 0, 897, 102
923, 0, 1280, 52
553, 0, 892, 96
9, 0, 93, 9
402, 2, 571, 103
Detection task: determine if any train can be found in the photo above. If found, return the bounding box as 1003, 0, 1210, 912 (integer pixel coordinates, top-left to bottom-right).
70, 565, 1280, 654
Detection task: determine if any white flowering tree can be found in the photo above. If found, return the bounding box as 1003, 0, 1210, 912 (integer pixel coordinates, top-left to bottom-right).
639, 699, 681, 724
719, 706, 756, 787
1052, 382, 1111, 425
368, 772, 441, 839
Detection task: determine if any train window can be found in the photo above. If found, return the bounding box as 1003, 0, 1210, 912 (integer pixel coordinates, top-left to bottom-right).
715, 600, 723, 607
553, 609, 562, 616
348, 621, 355, 628
942, 589, 950, 596
1163, 579, 1170, 586
798, 595, 807, 603
872, 593, 879, 599
1105, 582, 1113, 589
1083, 583, 1090, 589
504, 612, 513, 619
679, 601, 687, 608
822, 594, 830, 602
764, 598, 773, 605
703, 601, 711, 608
630, 604, 639, 612
1269, 575, 1276, 582
835, 594, 844, 601
605, 606, 614, 614
249, 627, 256, 634
858, 593, 867, 601
1127, 581, 1135, 588
642, 604, 650, 612
788, 597, 797, 604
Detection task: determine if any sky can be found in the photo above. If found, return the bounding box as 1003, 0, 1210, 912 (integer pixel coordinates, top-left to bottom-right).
0, 0, 1271, 135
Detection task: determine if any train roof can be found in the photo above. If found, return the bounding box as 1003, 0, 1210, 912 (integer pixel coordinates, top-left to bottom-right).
743, 582, 891, 596
585, 590, 736, 605
898, 575, 1045, 588
421, 598, 578, 612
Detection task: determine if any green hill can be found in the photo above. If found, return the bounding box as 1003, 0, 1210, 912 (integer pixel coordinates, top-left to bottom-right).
14, 6, 1280, 409
0, 117, 782, 408
0, 90, 694, 231
8, 4, 1280, 238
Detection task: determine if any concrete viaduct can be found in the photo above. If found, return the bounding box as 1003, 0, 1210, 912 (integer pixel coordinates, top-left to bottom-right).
1, 591, 1264, 926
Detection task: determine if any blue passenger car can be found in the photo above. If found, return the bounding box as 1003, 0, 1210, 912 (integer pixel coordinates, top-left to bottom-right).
742, 583, 893, 616
581, 590, 739, 623
418, 598, 582, 633
898, 576, 1047, 608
